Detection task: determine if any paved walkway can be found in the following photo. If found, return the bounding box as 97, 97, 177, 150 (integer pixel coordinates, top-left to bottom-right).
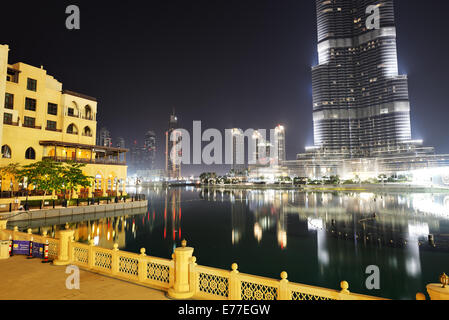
0, 199, 135, 220
0, 256, 169, 300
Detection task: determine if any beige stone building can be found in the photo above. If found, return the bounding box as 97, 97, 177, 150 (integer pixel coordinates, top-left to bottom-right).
0, 44, 127, 200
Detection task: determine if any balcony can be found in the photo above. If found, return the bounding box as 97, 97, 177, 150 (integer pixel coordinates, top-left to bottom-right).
40, 141, 128, 167
66, 112, 78, 118
22, 124, 42, 130
81, 114, 95, 121
46, 127, 63, 133
63, 112, 96, 121
43, 156, 126, 166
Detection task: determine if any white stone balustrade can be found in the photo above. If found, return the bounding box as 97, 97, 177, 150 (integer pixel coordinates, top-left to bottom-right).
2, 218, 449, 301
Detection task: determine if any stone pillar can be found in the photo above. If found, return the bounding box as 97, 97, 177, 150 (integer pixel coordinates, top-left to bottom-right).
88, 239, 95, 269
279, 272, 289, 300
138, 248, 147, 282
427, 273, 449, 300
102, 178, 108, 197
53, 225, 75, 266
111, 243, 119, 275
167, 240, 194, 299
229, 263, 241, 300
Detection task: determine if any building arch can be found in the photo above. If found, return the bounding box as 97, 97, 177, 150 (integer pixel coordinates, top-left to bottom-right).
67, 123, 79, 135
93, 169, 106, 192
83, 126, 92, 137
84, 105, 93, 119
25, 147, 36, 160
1, 145, 11, 159
67, 101, 79, 117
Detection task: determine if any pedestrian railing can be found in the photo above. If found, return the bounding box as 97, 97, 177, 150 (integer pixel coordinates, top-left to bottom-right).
70, 239, 174, 290
1, 222, 447, 300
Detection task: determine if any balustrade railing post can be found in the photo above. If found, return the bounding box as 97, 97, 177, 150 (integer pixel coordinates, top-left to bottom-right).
168, 240, 195, 299
169, 253, 175, 287
88, 239, 95, 269
189, 256, 198, 298
229, 263, 241, 300
278, 272, 290, 300
68, 233, 74, 262
138, 248, 147, 283
112, 243, 119, 275
338, 281, 351, 300
53, 224, 75, 266
426, 273, 449, 300
12, 226, 18, 240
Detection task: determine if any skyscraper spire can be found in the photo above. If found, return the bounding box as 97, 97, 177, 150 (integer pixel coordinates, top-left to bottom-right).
166, 111, 181, 180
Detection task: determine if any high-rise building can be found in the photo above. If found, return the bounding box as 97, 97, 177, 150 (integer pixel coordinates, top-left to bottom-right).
116, 137, 126, 162
274, 125, 286, 164
98, 127, 112, 147
252, 130, 263, 165
165, 111, 181, 179
283, 1, 449, 179
129, 140, 142, 174
143, 130, 156, 170
231, 128, 245, 173
116, 137, 125, 149
127, 131, 157, 176
312, 0, 416, 157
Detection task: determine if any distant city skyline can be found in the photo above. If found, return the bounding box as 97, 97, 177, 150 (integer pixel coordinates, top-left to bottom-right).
4, 0, 449, 176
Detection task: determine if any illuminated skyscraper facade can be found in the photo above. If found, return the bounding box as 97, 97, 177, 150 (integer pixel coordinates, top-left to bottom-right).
165, 112, 181, 179
143, 130, 157, 170
231, 128, 246, 173
274, 125, 286, 164
98, 127, 112, 148
312, 0, 415, 157
283, 0, 449, 179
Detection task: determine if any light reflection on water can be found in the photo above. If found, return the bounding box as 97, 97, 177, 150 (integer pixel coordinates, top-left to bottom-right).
14, 186, 449, 300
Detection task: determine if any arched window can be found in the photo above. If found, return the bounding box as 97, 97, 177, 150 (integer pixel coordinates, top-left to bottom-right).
67, 124, 78, 135
95, 174, 102, 190
67, 101, 79, 117
25, 147, 36, 160
2, 145, 11, 159
85, 105, 92, 120
83, 126, 92, 137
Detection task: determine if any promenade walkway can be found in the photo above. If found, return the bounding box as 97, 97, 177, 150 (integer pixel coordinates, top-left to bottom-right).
0, 197, 136, 220
0, 256, 169, 300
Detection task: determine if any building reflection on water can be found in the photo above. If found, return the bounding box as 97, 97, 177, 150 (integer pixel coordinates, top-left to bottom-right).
21, 188, 449, 256
201, 188, 449, 281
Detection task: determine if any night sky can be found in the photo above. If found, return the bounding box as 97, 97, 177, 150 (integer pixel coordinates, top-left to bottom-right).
2, 0, 449, 175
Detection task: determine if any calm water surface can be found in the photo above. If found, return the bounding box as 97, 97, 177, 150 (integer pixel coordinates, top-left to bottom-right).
14, 186, 449, 300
